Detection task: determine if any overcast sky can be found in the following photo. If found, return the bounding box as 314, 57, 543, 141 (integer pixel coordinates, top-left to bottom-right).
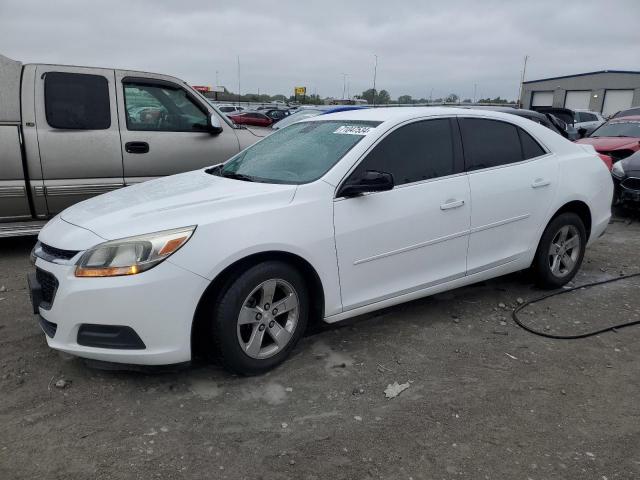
2, 0, 639, 100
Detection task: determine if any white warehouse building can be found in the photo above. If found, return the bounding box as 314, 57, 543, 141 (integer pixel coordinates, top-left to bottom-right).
520, 70, 640, 117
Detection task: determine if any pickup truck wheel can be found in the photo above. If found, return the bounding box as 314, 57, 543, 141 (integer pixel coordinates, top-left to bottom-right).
212, 261, 308, 375
532, 213, 586, 289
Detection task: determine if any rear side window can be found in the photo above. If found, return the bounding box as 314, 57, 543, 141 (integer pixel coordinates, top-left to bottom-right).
44, 72, 111, 129
518, 128, 546, 159
353, 119, 455, 185
459, 118, 522, 170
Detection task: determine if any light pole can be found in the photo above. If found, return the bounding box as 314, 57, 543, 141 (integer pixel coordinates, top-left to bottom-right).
237, 55, 241, 105
372, 54, 378, 107
341, 73, 348, 101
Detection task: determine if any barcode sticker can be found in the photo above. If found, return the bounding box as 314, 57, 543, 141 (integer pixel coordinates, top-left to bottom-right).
333, 125, 373, 135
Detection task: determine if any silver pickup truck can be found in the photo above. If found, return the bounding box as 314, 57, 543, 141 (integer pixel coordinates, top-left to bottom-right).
0, 54, 260, 237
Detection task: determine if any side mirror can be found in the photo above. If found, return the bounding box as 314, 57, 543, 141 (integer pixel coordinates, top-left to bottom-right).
578, 127, 588, 139
207, 113, 223, 135
338, 170, 394, 198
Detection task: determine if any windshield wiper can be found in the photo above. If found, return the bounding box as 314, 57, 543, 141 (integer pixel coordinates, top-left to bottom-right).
221, 171, 256, 182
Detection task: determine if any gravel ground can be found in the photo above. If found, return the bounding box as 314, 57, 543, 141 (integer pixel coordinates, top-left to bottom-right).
1, 215, 639, 479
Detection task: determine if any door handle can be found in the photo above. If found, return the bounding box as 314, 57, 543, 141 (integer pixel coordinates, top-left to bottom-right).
531, 178, 551, 188
125, 141, 150, 154
440, 199, 465, 210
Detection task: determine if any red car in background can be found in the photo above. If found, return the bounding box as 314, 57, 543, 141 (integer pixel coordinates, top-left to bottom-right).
576, 116, 640, 169
227, 111, 273, 127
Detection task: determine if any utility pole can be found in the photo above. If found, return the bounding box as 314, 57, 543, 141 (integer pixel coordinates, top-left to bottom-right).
473, 83, 477, 104
237, 55, 241, 105
372, 54, 378, 108
341, 73, 348, 101
518, 55, 528, 108
216, 70, 219, 87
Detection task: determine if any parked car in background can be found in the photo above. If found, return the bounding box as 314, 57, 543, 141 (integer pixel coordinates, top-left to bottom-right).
573, 109, 606, 134
272, 105, 368, 130
575, 116, 640, 164
30, 107, 611, 374
611, 150, 640, 207
262, 108, 291, 123
611, 107, 640, 119
0, 54, 259, 238
227, 111, 273, 127
218, 105, 245, 114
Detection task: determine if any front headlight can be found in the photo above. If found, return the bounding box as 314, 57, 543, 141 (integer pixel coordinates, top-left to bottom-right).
612, 161, 625, 178
75, 226, 195, 277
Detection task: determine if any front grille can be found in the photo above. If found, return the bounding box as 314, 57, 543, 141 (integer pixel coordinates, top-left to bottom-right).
622, 177, 640, 191
38, 316, 57, 338
36, 268, 58, 308
40, 242, 79, 261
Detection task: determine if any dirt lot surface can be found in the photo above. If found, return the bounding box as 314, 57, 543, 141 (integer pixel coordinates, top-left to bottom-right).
1, 216, 639, 479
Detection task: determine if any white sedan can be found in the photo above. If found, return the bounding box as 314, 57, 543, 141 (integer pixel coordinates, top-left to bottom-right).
30, 108, 613, 375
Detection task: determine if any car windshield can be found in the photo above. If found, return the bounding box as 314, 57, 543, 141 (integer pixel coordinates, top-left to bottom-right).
590, 121, 640, 138
217, 120, 380, 184
272, 109, 324, 129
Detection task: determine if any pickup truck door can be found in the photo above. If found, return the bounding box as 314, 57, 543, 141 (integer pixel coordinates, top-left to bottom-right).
114, 72, 241, 185
34, 65, 124, 215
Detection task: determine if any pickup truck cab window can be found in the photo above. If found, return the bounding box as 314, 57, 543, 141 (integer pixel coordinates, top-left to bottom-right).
44, 72, 111, 130
123, 82, 208, 132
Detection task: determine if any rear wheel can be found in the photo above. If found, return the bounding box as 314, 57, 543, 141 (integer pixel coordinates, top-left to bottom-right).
532, 213, 586, 289
210, 261, 308, 375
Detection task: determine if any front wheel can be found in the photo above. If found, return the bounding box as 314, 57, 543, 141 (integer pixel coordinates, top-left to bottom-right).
532, 213, 586, 289
211, 261, 309, 375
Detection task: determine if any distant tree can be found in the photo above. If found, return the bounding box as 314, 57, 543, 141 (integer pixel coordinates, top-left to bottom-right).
359, 88, 391, 105
445, 93, 460, 103
397, 95, 413, 104
377, 90, 391, 104
478, 96, 510, 104
462, 98, 472, 103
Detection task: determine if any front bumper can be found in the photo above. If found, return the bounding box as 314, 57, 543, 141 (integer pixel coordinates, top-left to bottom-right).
30, 258, 210, 365
613, 176, 640, 205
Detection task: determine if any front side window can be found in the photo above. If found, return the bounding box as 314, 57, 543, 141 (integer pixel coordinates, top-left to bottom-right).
219, 120, 380, 184
123, 83, 208, 132
460, 118, 523, 170
350, 119, 456, 185
44, 72, 111, 130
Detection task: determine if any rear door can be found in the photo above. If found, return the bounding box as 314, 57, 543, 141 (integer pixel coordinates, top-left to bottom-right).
34, 66, 124, 215
115, 72, 241, 185
459, 117, 558, 274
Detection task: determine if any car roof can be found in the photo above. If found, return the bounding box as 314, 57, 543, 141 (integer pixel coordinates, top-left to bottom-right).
308, 106, 533, 124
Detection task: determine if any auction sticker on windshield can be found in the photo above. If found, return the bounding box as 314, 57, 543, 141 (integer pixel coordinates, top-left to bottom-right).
333, 125, 373, 135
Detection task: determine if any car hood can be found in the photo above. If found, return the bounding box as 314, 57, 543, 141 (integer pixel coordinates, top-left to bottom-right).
60, 170, 297, 240
576, 137, 640, 151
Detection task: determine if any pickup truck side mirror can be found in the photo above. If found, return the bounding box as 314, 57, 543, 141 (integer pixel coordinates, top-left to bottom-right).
207, 113, 223, 135
338, 170, 394, 198
577, 127, 588, 139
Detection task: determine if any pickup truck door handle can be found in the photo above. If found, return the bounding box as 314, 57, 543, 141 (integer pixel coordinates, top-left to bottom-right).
125, 141, 150, 154
440, 199, 465, 210
531, 178, 551, 188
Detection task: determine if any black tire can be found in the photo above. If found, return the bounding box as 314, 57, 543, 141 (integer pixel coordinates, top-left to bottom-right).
210, 261, 309, 375
532, 212, 586, 289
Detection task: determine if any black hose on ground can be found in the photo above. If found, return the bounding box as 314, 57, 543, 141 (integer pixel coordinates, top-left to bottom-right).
512, 272, 640, 339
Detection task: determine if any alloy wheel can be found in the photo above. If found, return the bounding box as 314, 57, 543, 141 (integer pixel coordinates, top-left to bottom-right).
236, 278, 299, 359
548, 225, 581, 278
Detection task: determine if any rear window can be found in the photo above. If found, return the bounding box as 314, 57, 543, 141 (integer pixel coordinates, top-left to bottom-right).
44, 72, 111, 130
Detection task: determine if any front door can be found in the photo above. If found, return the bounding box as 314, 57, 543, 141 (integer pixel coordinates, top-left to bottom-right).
34, 66, 124, 215
115, 72, 241, 185
333, 118, 471, 311
458, 117, 559, 274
